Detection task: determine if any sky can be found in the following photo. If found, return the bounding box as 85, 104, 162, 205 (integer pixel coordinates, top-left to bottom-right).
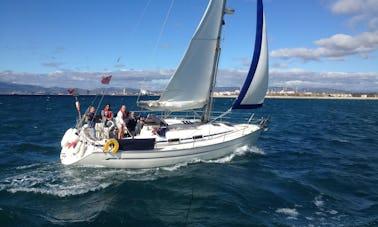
0, 0, 377, 92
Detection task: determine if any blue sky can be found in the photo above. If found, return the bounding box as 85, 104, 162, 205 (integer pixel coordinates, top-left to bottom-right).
0, 0, 377, 92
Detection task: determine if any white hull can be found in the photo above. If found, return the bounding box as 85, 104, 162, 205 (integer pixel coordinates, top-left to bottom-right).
60, 121, 263, 169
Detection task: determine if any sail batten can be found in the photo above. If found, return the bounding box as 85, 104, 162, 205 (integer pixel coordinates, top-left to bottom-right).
232, 0, 268, 110
138, 0, 226, 111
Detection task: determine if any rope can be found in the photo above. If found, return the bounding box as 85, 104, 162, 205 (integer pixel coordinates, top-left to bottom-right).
129, 0, 152, 41
185, 187, 194, 225
95, 93, 105, 116
74, 93, 103, 129
137, 0, 175, 101
153, 0, 175, 58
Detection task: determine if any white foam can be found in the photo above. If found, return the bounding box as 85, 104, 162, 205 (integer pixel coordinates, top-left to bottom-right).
314, 195, 324, 208
235, 145, 265, 156
276, 208, 299, 219
202, 154, 236, 164
161, 161, 190, 171
328, 209, 338, 215
16, 163, 43, 170
313, 194, 339, 218
158, 146, 262, 170
248, 146, 266, 155
7, 182, 111, 197
0, 145, 267, 197
0, 163, 163, 197
1, 169, 112, 197
201, 145, 263, 164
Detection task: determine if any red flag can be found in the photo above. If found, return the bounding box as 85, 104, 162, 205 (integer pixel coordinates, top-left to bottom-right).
67, 88, 76, 94
101, 75, 112, 84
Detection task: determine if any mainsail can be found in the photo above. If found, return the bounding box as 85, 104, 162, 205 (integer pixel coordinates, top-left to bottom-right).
138, 0, 227, 111
232, 0, 268, 109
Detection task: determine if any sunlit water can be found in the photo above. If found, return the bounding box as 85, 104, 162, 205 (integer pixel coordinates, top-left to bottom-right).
0, 95, 377, 226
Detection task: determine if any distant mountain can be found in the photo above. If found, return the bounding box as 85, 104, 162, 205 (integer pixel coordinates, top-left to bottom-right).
0, 82, 147, 95
0, 82, 62, 94
268, 86, 350, 94
0, 82, 373, 95
214, 87, 240, 92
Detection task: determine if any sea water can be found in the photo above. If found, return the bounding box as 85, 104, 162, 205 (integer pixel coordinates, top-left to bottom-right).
0, 95, 377, 226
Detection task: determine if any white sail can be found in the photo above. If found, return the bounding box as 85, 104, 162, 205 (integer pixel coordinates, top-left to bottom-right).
232, 0, 268, 109
138, 0, 226, 111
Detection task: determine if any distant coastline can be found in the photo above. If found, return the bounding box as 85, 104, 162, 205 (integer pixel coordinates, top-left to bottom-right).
212, 95, 378, 100
2, 93, 378, 100
214, 94, 378, 100
265, 95, 378, 100
213, 89, 378, 100
1, 81, 377, 100
213, 90, 378, 100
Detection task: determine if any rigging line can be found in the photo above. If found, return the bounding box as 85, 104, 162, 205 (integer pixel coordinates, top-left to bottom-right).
126, 0, 152, 102
90, 93, 100, 107
185, 187, 194, 225
86, 94, 102, 127
136, 87, 143, 103
129, 0, 152, 41
95, 93, 105, 116
152, 0, 175, 59
137, 0, 174, 102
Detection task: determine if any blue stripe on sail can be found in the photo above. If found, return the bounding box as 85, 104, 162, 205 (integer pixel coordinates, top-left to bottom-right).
232, 103, 263, 109
232, 0, 264, 109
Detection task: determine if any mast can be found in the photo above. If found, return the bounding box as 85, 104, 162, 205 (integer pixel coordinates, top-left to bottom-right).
202, 0, 228, 123
138, 0, 233, 113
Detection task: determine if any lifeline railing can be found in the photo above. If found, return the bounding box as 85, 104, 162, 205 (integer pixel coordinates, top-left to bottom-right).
133, 110, 263, 125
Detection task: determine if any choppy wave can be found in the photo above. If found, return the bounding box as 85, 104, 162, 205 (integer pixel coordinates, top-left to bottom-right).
159, 145, 264, 171
1, 165, 106, 197
0, 163, 165, 198
276, 208, 299, 219
1, 96, 378, 226
0, 145, 263, 198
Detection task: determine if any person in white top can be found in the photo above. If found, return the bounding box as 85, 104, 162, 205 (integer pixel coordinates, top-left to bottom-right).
116, 105, 128, 139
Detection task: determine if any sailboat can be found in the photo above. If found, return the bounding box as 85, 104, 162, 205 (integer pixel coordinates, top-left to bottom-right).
60, 0, 269, 168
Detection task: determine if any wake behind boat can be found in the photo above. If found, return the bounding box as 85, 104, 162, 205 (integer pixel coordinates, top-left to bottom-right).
60, 0, 269, 169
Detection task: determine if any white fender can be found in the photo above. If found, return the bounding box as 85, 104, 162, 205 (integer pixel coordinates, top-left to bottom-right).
78, 142, 87, 157
61, 128, 77, 147
73, 141, 82, 154
68, 130, 80, 144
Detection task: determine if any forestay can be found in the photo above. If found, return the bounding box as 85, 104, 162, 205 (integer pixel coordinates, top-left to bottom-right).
138, 0, 226, 111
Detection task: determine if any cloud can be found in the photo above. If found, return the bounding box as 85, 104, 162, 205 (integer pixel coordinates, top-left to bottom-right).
53, 46, 66, 53
271, 0, 378, 62
270, 48, 320, 61
269, 68, 378, 92
233, 57, 251, 67
1, 67, 377, 92
216, 69, 247, 87
0, 69, 173, 91
270, 31, 378, 61
330, 0, 378, 29
114, 63, 125, 68
42, 62, 64, 68
215, 67, 377, 92
272, 62, 289, 69
331, 0, 378, 14
162, 43, 172, 49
